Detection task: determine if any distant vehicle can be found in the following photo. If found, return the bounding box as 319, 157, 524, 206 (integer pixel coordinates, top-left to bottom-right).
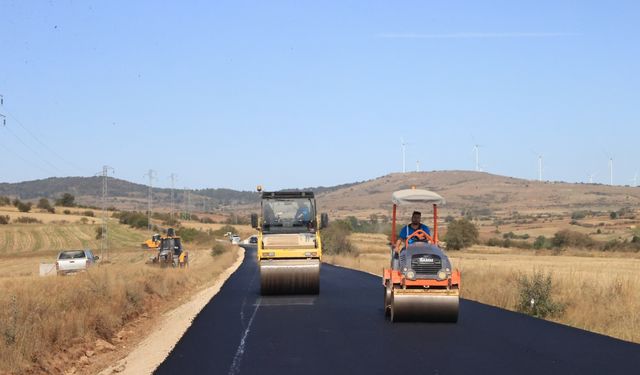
56, 249, 99, 276
231, 235, 241, 245
249, 236, 258, 244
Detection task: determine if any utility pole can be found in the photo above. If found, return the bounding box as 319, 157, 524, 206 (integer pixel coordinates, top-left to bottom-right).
100, 165, 114, 260
169, 173, 177, 219
183, 187, 188, 220
187, 189, 191, 220
144, 169, 156, 231
416, 160, 420, 172
0, 94, 5, 126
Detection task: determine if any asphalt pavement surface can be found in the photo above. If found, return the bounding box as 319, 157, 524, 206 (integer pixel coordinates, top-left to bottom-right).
155, 245, 640, 375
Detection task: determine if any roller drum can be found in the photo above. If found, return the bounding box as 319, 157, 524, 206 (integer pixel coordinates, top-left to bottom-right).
260, 259, 320, 295
390, 290, 459, 322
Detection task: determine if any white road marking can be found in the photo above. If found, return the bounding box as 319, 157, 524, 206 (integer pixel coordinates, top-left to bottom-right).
228, 297, 261, 375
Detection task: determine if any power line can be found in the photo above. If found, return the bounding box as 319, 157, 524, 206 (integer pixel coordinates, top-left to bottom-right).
99, 166, 115, 260
4, 109, 87, 174
144, 169, 156, 231
169, 173, 177, 219
2, 119, 63, 173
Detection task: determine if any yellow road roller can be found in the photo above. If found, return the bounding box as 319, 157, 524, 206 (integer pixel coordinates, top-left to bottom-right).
251, 187, 328, 295
383, 188, 460, 322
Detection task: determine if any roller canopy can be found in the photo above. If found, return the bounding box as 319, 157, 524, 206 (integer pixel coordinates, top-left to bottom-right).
392, 189, 446, 205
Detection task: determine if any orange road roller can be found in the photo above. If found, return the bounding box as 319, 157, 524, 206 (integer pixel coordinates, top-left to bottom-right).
383, 188, 460, 322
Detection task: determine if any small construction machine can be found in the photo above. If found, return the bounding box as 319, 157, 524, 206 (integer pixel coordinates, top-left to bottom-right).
251, 187, 328, 295
149, 228, 187, 268
383, 188, 460, 322
141, 233, 161, 249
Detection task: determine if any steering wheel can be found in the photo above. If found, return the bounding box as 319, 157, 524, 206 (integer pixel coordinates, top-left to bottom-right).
405, 229, 433, 248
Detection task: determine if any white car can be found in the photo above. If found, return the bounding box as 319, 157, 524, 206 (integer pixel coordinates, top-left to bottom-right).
231, 235, 241, 245
56, 249, 99, 276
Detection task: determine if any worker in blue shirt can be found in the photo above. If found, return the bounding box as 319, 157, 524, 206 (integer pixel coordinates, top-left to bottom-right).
396, 211, 431, 250
295, 201, 311, 223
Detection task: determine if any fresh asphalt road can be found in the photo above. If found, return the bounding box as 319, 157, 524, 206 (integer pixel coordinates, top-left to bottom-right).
155, 245, 640, 375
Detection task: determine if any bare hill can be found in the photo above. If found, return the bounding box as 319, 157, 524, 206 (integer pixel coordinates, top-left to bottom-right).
2, 172, 638, 217
315, 171, 640, 218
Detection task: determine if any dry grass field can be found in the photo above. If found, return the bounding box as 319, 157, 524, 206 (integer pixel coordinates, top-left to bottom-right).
325, 233, 640, 344
180, 221, 255, 238
0, 207, 240, 374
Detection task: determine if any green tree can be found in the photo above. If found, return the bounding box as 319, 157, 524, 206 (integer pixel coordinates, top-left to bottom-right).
37, 198, 54, 212
56, 193, 76, 207
444, 218, 479, 250
533, 235, 548, 249
16, 202, 32, 213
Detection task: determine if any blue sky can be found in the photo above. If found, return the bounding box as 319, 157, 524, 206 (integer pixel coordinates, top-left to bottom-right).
1, 1, 638, 190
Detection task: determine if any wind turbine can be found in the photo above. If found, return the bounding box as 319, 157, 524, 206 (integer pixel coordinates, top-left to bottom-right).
416, 160, 420, 172
400, 137, 411, 173
473, 144, 483, 172
532, 150, 543, 182
587, 171, 597, 184
631, 172, 638, 187
538, 154, 543, 182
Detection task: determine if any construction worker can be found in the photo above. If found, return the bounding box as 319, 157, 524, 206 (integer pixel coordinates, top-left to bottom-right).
179, 251, 188, 268
295, 201, 311, 223
396, 211, 431, 251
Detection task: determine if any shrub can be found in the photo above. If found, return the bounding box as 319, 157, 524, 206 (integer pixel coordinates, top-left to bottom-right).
211, 241, 228, 257
177, 227, 200, 242
551, 230, 596, 250
79, 217, 89, 224
36, 198, 52, 211
486, 238, 502, 247
610, 211, 618, 220
0, 215, 9, 225
114, 211, 148, 229
162, 217, 180, 227
200, 217, 214, 224
0, 196, 10, 206
56, 193, 76, 207
571, 211, 587, 220
444, 218, 479, 250
212, 225, 238, 237
83, 210, 95, 217
516, 271, 565, 318
321, 221, 353, 255
533, 235, 549, 249
95, 226, 104, 240
16, 202, 32, 213
63, 210, 71, 215
14, 217, 42, 224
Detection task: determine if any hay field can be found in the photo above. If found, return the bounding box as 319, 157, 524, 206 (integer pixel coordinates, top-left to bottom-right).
0, 221, 145, 255
325, 233, 640, 343
0, 205, 93, 224
0, 209, 240, 374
